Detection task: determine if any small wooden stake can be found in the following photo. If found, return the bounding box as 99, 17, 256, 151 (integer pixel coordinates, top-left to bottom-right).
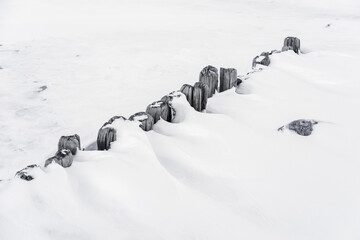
97, 116, 126, 150
193, 82, 209, 111
199, 65, 218, 98
129, 112, 154, 131
146, 101, 171, 123
282, 37, 300, 54
219, 68, 237, 92
45, 149, 74, 168
180, 84, 194, 106
58, 134, 81, 155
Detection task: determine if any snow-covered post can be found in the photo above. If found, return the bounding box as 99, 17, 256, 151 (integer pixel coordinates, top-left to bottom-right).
58, 134, 81, 155
199, 65, 218, 97
45, 149, 74, 168
252, 52, 270, 68
97, 116, 126, 150
180, 84, 194, 106
129, 112, 154, 131
193, 82, 209, 111
146, 101, 171, 123
282, 37, 300, 54
219, 68, 237, 92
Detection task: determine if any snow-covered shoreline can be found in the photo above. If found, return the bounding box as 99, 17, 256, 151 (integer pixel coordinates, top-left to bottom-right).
1, 0, 360, 239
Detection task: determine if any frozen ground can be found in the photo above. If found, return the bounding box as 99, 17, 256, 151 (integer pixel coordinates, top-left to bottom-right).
0, 0, 360, 239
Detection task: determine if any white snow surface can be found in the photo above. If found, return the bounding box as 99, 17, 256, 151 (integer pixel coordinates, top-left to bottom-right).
1, 0, 360, 239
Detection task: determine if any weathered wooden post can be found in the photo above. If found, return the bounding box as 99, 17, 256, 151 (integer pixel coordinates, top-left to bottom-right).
282, 37, 301, 54
58, 134, 81, 155
146, 101, 171, 123
252, 52, 270, 69
193, 82, 209, 111
15, 164, 40, 181
219, 68, 237, 92
97, 116, 126, 150
180, 84, 193, 106
45, 149, 74, 168
199, 65, 218, 97
129, 112, 154, 131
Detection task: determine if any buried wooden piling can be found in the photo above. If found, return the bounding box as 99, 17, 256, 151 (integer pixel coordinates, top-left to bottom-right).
193, 82, 209, 112
180, 84, 194, 105
282, 37, 300, 54
45, 149, 74, 168
146, 101, 171, 123
219, 68, 237, 92
199, 65, 218, 97
97, 116, 126, 150
129, 112, 154, 131
58, 134, 81, 155
252, 52, 270, 68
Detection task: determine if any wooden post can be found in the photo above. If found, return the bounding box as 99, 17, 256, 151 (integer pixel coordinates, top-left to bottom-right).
193, 82, 209, 111
97, 127, 117, 151
199, 65, 218, 98
45, 149, 74, 168
219, 68, 237, 92
146, 101, 171, 123
252, 52, 270, 68
97, 116, 126, 150
129, 112, 154, 131
58, 134, 81, 155
282, 37, 300, 54
15, 164, 40, 181
180, 84, 193, 106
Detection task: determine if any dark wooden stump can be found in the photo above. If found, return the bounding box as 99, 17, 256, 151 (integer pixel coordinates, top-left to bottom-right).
129, 112, 154, 131
45, 149, 74, 168
58, 134, 81, 155
282, 37, 301, 54
15, 164, 40, 181
180, 84, 194, 106
219, 68, 237, 92
146, 101, 171, 123
97, 116, 126, 150
193, 82, 209, 111
199, 65, 218, 98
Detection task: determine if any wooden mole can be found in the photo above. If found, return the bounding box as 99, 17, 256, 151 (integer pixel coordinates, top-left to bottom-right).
97, 116, 126, 150
219, 68, 237, 92
199, 65, 218, 98
129, 112, 154, 131
193, 82, 209, 112
282, 37, 301, 54
58, 134, 81, 155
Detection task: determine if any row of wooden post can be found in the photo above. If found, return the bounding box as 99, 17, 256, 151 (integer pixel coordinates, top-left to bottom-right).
12, 37, 301, 179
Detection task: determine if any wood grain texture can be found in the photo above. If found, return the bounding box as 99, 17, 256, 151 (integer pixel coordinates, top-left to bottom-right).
58, 134, 81, 155
45, 149, 74, 168
219, 68, 237, 92
180, 84, 194, 105
282, 37, 300, 54
129, 112, 154, 131
97, 116, 126, 150
193, 82, 209, 111
199, 65, 218, 97
146, 101, 171, 123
